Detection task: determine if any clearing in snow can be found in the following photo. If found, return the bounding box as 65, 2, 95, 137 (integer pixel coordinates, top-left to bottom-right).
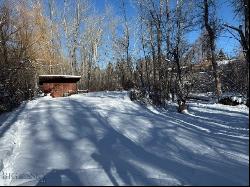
0, 91, 249, 185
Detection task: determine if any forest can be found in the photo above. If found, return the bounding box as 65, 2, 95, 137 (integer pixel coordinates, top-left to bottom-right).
0, 0, 249, 113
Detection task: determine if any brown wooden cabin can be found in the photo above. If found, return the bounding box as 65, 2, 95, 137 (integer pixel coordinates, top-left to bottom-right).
39, 75, 81, 98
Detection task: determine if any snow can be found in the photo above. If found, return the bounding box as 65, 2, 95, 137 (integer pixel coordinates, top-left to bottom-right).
39, 75, 81, 78
219, 92, 247, 104
217, 60, 230, 66
189, 92, 215, 101
0, 91, 249, 186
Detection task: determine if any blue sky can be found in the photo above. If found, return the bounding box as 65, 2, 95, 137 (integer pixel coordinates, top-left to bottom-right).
216, 0, 241, 56
44, 0, 241, 59
92, 0, 241, 57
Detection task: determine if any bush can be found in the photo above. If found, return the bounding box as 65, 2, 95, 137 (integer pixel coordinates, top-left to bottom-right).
218, 97, 240, 106
129, 89, 144, 101
0, 104, 7, 114
218, 92, 246, 106
129, 89, 165, 106
149, 92, 163, 106
123, 79, 135, 90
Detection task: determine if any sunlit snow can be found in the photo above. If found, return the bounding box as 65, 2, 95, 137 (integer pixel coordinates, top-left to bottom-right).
0, 91, 249, 185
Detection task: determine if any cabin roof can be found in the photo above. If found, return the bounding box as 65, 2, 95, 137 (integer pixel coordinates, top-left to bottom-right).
39, 75, 81, 85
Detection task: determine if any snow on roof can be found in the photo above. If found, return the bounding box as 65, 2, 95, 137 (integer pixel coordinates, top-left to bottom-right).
39, 75, 81, 78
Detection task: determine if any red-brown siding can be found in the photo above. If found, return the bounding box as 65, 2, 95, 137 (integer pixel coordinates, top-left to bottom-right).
41, 83, 78, 97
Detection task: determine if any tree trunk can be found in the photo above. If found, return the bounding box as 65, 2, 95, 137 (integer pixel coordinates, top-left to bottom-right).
149, 21, 156, 88
165, 0, 170, 101
246, 50, 249, 106
204, 0, 222, 98
210, 43, 222, 97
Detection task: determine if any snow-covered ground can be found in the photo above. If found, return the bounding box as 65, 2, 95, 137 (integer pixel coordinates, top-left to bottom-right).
0, 91, 249, 186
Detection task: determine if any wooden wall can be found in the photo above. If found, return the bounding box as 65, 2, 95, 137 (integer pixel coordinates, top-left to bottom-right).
41, 83, 77, 97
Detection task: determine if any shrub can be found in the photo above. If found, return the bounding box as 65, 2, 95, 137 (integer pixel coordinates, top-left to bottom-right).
218, 97, 241, 106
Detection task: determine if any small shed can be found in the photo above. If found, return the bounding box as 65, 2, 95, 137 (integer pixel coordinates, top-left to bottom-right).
39, 75, 81, 98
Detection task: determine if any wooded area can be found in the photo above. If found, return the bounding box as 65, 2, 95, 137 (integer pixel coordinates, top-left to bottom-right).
0, 0, 249, 113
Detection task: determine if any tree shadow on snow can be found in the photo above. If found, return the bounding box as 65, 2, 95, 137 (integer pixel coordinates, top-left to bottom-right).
0, 102, 27, 138
36, 169, 83, 186
18, 97, 249, 186
86, 100, 249, 185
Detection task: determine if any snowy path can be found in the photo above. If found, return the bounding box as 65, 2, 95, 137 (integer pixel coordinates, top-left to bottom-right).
0, 92, 249, 185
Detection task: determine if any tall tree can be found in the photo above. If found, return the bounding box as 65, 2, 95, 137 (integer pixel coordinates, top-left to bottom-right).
121, 0, 132, 78
63, 0, 89, 75
171, 0, 195, 112
224, 0, 249, 105
202, 0, 222, 97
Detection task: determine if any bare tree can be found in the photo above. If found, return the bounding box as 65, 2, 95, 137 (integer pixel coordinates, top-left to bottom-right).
164, 0, 172, 100
138, 2, 150, 92
121, 0, 132, 78
223, 0, 249, 105
202, 0, 222, 98
79, 12, 104, 91
63, 0, 89, 75
0, 1, 51, 111
171, 0, 194, 112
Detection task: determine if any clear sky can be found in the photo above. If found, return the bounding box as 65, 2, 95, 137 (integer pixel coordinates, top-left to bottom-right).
92, 0, 241, 57
44, 0, 241, 60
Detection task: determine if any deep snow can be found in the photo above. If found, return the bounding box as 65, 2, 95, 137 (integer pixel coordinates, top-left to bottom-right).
0, 91, 249, 186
